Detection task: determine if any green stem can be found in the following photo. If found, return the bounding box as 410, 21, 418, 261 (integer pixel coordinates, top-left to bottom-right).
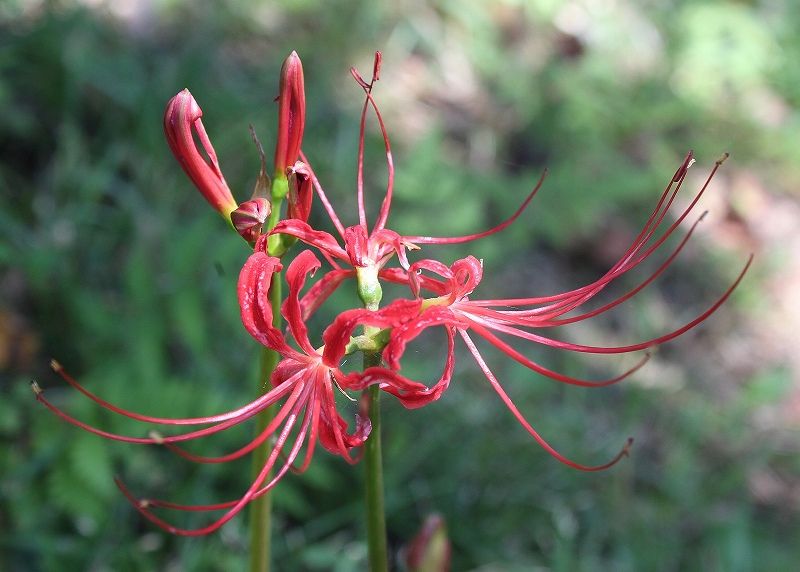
248, 217, 283, 572
363, 351, 388, 572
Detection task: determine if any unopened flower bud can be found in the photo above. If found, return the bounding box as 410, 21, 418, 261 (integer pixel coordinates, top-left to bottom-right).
405, 514, 451, 572
231, 198, 271, 243
273, 51, 306, 182
164, 89, 238, 220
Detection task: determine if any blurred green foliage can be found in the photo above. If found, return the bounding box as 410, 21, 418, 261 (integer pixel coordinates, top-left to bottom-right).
2, 1, 799, 570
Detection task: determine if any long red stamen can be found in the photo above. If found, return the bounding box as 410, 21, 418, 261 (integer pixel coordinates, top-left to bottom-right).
132, 381, 319, 515
115, 397, 303, 536
351, 54, 394, 232
352, 71, 372, 231
32, 370, 302, 445
405, 169, 548, 245
48, 360, 294, 426
298, 151, 347, 238
475, 210, 707, 324
470, 153, 724, 308
467, 323, 649, 387
160, 379, 310, 463
460, 331, 632, 471
469, 255, 751, 354
542, 212, 708, 325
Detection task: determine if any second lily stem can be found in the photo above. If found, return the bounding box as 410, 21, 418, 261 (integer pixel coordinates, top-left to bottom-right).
363, 350, 388, 572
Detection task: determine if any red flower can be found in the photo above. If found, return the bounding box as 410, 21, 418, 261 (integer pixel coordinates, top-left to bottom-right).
270, 52, 545, 306
31, 238, 428, 536
375, 153, 752, 470
163, 89, 238, 219
240, 240, 448, 409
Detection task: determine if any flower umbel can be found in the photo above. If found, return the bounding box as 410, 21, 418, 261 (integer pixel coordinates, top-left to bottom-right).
35, 51, 750, 541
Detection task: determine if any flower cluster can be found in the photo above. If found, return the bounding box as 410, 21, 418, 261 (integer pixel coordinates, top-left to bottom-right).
34, 51, 750, 535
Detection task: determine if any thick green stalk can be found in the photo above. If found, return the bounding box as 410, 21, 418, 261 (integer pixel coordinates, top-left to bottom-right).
248, 198, 284, 572
248, 346, 278, 572
363, 350, 388, 572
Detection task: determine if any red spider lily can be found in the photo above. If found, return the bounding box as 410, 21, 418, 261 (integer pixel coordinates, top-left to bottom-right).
240, 240, 454, 409
370, 153, 752, 470
164, 89, 238, 219
270, 51, 546, 305
30, 238, 428, 536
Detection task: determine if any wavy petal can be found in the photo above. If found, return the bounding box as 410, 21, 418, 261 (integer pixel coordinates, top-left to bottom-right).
283, 250, 322, 354
321, 299, 422, 367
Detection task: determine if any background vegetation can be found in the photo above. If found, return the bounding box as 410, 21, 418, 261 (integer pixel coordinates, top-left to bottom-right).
2, 0, 798, 570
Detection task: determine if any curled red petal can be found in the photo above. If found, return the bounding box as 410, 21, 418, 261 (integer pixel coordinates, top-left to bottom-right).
380, 268, 448, 296
300, 269, 354, 321
318, 372, 370, 460
383, 306, 467, 370
237, 250, 288, 352
321, 299, 423, 367
282, 250, 321, 354
336, 366, 429, 394
270, 219, 348, 262
381, 327, 457, 409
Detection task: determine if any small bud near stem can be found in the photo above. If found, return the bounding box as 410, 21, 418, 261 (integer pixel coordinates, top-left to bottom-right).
231, 198, 271, 243
405, 514, 451, 572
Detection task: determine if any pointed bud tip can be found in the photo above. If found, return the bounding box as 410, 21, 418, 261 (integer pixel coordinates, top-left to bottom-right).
30, 380, 43, 396
50, 359, 62, 372
282, 50, 304, 71
148, 430, 165, 445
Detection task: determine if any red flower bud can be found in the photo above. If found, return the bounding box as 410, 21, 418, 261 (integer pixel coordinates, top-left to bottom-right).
231, 198, 271, 243
273, 52, 306, 177
164, 89, 238, 219
405, 514, 451, 572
